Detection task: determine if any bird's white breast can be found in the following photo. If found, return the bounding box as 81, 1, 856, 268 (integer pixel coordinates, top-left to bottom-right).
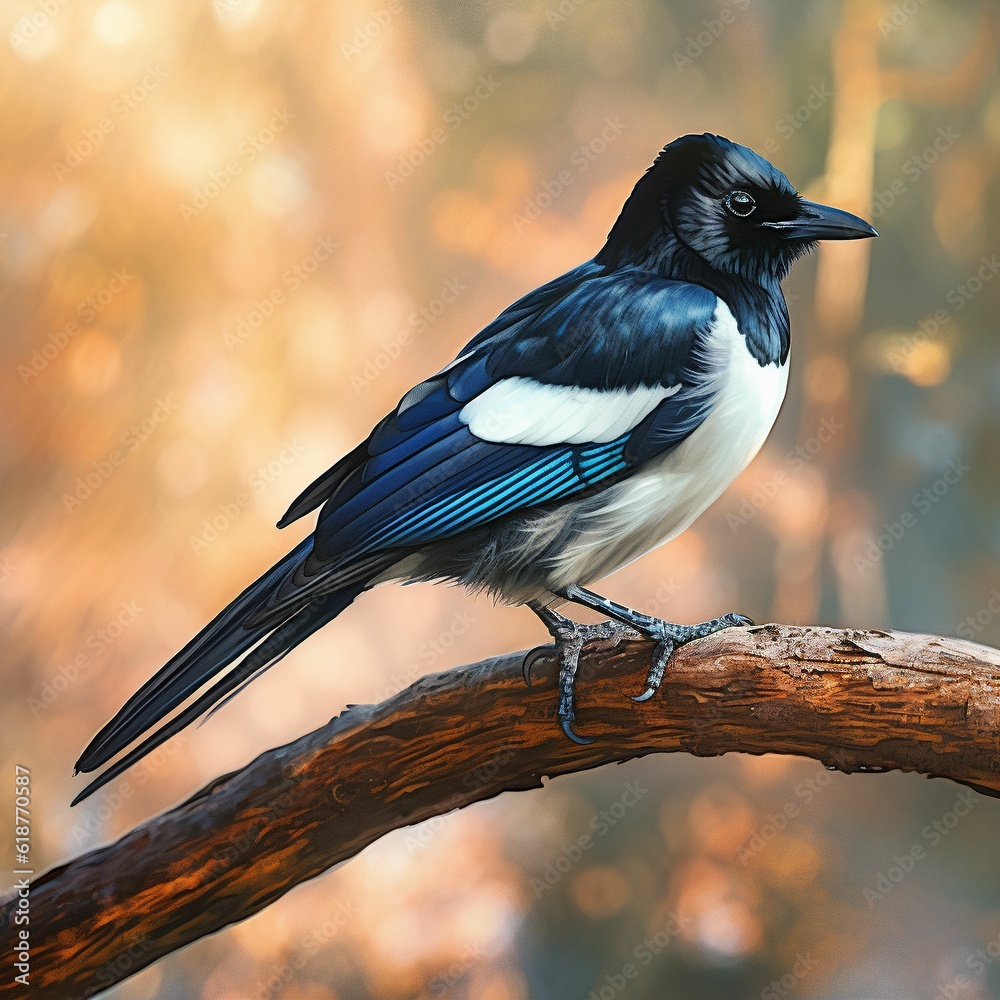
546, 297, 788, 587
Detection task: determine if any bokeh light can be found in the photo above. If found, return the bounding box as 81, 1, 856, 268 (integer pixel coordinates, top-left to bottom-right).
3, 1, 1000, 998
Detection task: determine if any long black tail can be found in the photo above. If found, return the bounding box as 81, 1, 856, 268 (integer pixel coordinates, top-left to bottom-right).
72, 538, 374, 805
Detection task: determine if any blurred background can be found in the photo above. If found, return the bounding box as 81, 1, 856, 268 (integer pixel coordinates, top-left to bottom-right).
3, 0, 1000, 996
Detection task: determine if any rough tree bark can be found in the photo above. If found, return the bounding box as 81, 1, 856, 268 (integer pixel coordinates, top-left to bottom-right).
4, 624, 1000, 999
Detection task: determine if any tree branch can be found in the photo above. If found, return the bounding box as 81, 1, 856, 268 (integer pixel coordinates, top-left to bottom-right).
6, 624, 1000, 999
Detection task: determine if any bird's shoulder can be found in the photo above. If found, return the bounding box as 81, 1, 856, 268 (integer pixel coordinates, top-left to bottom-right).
459, 261, 721, 392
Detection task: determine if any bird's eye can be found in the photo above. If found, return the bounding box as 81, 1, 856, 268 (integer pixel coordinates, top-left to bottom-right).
724, 190, 756, 217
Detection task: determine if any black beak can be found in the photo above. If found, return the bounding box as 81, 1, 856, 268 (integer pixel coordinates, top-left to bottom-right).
762, 199, 878, 241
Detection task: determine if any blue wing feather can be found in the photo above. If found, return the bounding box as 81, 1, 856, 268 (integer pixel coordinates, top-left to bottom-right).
285, 267, 720, 580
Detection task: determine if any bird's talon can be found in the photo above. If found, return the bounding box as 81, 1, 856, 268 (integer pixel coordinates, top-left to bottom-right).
629, 639, 672, 703
561, 716, 594, 745
522, 644, 555, 686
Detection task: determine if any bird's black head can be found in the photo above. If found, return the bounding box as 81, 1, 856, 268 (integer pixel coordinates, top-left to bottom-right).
597, 133, 877, 282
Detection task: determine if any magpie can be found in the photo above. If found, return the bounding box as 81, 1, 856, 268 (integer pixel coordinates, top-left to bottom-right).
72, 133, 876, 804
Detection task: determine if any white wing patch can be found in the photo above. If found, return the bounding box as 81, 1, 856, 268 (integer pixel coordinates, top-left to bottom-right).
460, 377, 680, 446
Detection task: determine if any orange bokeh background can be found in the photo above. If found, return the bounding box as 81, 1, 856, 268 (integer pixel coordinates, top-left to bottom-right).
4, 1, 1000, 997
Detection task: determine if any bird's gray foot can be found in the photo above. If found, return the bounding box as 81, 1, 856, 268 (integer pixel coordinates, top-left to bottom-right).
557, 586, 752, 704
627, 611, 753, 702
524, 601, 637, 744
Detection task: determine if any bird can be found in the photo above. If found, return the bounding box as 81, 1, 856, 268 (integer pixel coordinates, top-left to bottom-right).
72, 133, 877, 804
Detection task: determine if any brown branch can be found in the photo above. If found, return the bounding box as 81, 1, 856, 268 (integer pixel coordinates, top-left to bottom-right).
5, 624, 1000, 999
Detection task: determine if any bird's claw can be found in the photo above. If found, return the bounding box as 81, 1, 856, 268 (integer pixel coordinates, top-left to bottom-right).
528, 602, 752, 745
522, 643, 556, 687
561, 715, 594, 745
631, 639, 673, 702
